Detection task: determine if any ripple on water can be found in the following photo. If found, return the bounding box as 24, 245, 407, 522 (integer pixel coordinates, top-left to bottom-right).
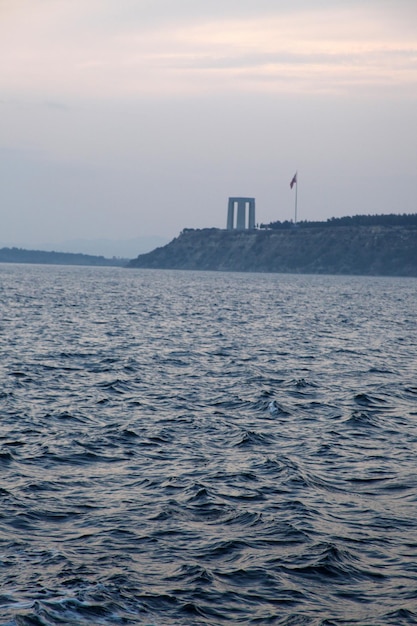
1, 266, 417, 624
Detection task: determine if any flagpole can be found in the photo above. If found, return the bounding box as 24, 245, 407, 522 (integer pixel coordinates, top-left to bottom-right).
294, 171, 298, 225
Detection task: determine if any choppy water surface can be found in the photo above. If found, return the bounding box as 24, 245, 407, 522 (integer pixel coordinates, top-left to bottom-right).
1, 265, 417, 625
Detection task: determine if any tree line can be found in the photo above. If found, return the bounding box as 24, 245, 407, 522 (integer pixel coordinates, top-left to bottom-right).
0, 247, 126, 266
260, 213, 417, 230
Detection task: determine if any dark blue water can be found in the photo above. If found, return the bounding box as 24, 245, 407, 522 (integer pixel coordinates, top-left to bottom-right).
1, 264, 417, 625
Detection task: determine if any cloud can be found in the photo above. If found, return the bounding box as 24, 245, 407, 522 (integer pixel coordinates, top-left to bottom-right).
0, 1, 416, 100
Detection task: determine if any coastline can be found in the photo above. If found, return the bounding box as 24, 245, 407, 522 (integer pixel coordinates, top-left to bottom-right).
128, 225, 417, 277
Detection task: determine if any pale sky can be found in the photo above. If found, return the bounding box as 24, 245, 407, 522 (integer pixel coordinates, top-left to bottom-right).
1, 0, 416, 246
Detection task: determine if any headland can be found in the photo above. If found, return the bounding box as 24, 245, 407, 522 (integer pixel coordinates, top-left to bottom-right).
128, 217, 417, 277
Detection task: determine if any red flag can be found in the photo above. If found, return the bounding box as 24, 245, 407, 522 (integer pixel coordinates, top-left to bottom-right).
290, 173, 297, 189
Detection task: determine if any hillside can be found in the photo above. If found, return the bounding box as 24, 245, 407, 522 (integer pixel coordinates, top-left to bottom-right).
128, 226, 417, 276
0, 247, 126, 266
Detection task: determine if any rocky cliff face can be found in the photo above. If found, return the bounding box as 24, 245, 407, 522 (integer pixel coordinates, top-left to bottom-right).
128, 226, 417, 276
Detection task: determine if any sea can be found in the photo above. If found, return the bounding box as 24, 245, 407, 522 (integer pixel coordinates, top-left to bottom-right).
1, 263, 417, 626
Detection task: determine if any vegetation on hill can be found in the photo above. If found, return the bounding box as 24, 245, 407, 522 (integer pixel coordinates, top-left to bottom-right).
0, 247, 126, 266
261, 213, 417, 230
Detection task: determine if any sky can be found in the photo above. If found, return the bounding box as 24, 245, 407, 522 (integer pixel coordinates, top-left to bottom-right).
1, 0, 416, 249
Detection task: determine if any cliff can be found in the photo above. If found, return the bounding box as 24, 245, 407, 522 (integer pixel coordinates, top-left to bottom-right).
128, 226, 417, 276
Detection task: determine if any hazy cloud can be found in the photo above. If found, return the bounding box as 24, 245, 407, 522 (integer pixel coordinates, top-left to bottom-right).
1, 2, 416, 99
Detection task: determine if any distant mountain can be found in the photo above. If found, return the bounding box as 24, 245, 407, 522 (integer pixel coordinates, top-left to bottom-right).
0, 247, 126, 267
128, 224, 417, 277
0, 236, 169, 259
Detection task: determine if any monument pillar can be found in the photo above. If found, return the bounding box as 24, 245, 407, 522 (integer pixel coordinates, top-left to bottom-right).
227, 198, 235, 230
236, 200, 246, 230
248, 199, 255, 229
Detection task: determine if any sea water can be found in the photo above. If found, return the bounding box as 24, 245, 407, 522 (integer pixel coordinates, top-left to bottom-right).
1, 264, 417, 625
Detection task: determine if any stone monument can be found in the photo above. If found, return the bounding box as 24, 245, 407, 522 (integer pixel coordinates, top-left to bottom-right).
227, 197, 256, 230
